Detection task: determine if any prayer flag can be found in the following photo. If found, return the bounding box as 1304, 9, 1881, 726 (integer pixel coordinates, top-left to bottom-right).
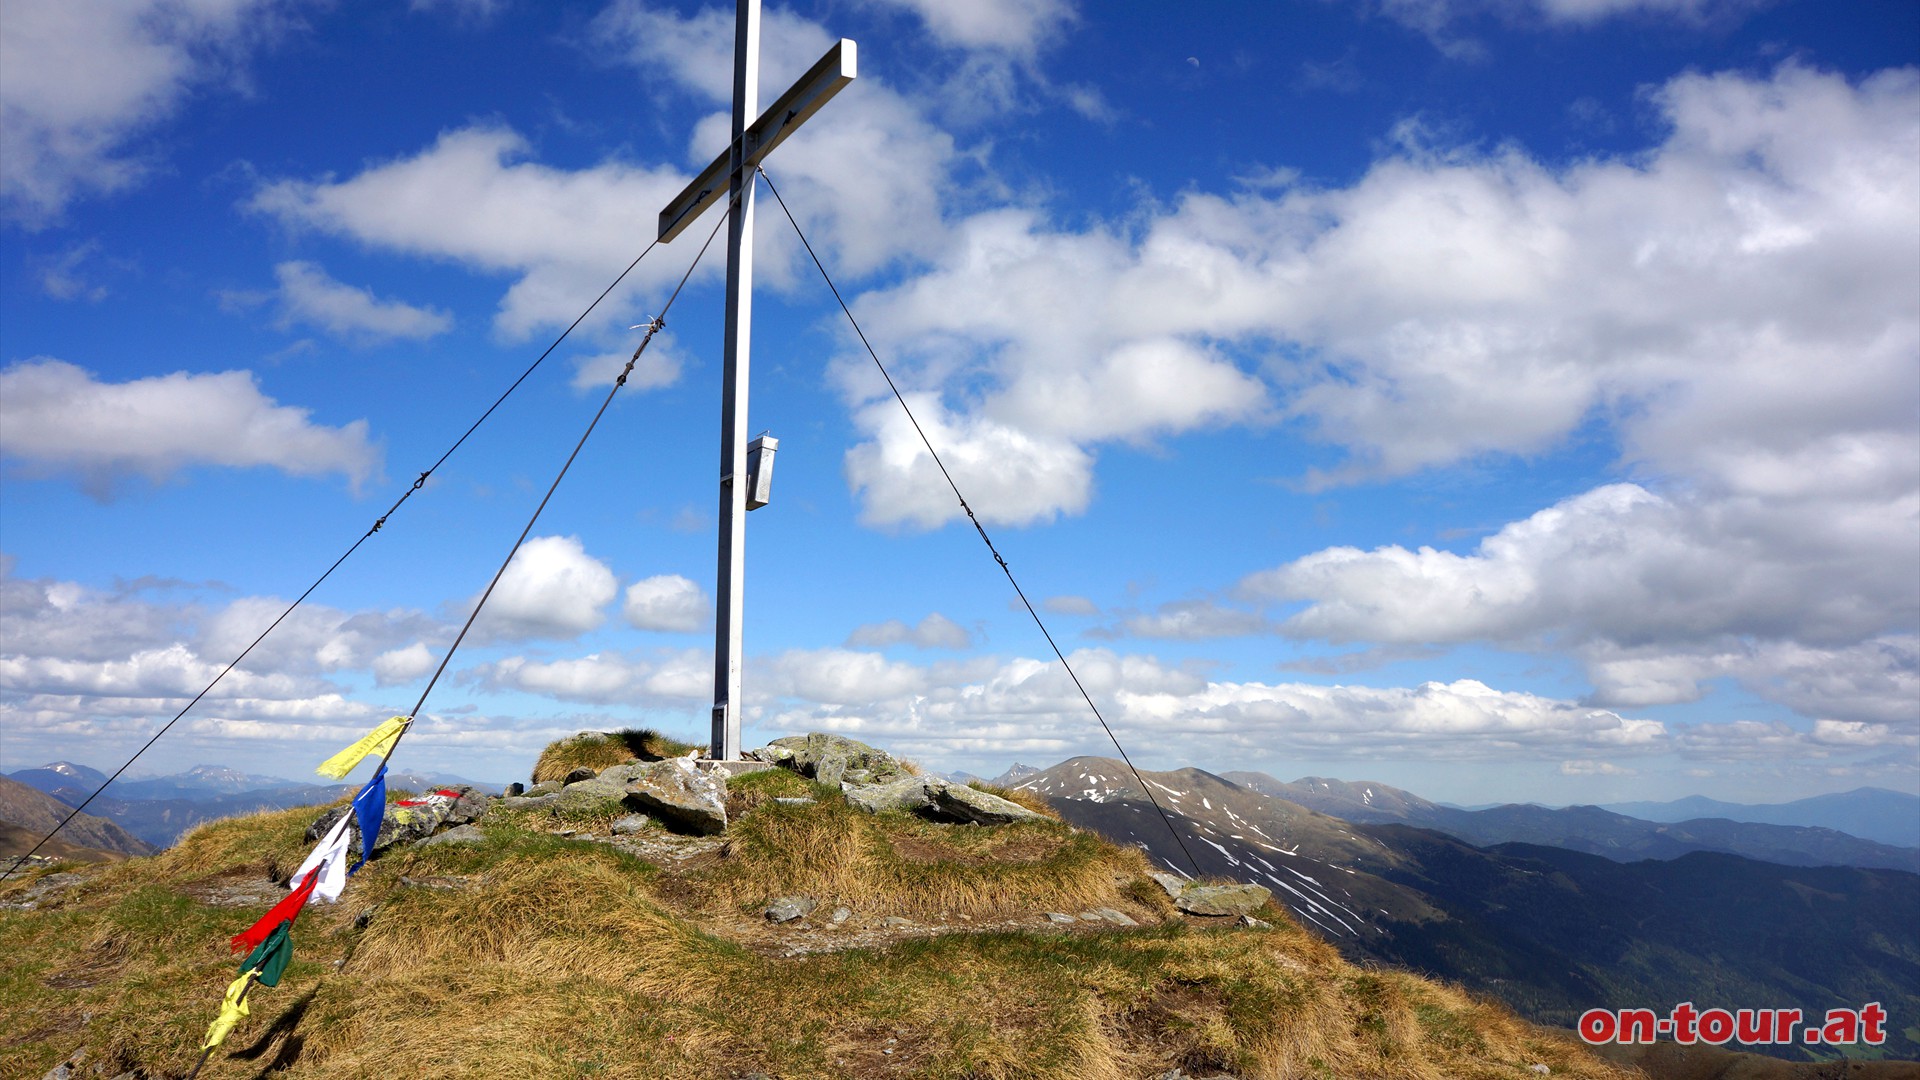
315, 716, 407, 780
230, 867, 318, 954
350, 764, 388, 873
236, 919, 294, 988
201, 971, 255, 1051
292, 810, 354, 903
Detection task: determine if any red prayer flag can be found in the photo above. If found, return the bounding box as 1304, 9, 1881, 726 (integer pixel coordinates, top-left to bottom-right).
230, 867, 319, 954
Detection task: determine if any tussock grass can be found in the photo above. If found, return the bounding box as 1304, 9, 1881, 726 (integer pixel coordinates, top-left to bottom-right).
529, 728, 696, 784
1, 783, 1641, 1080
698, 794, 1142, 919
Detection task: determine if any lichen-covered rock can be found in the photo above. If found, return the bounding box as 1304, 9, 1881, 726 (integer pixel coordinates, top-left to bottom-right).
843, 775, 1042, 826
501, 793, 559, 811
555, 777, 627, 815
764, 895, 817, 923
622, 757, 727, 834
1174, 883, 1271, 917
843, 775, 934, 815
415, 824, 485, 848
610, 813, 651, 835
307, 785, 490, 858
925, 779, 1043, 825
754, 733, 908, 787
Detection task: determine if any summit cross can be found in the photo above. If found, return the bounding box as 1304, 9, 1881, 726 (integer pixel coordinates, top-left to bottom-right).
655, 0, 857, 761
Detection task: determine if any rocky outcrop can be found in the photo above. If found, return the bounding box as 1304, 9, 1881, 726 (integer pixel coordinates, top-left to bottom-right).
843, 774, 1044, 826
1149, 873, 1271, 917
747, 733, 909, 787
616, 758, 727, 835
307, 784, 489, 856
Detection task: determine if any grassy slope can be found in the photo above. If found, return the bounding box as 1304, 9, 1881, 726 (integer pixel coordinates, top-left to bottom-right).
2, 769, 1637, 1080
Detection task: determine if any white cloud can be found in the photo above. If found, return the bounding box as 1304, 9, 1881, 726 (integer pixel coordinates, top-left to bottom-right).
846, 612, 972, 649
1364, 0, 1772, 57
622, 574, 708, 633
569, 340, 683, 392
1560, 759, 1633, 776
855, 0, 1075, 55
467, 535, 618, 642
0, 644, 319, 700
270, 261, 452, 342
843, 65, 1916, 532
844, 393, 1093, 529
1114, 599, 1271, 641
472, 648, 710, 705
372, 642, 437, 686
1043, 595, 1100, 617
248, 126, 693, 339
0, 358, 380, 496
0, 0, 291, 224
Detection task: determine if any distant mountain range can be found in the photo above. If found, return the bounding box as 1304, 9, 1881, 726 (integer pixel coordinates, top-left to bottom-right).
1222, 773, 1920, 873
1014, 757, 1920, 1062
4, 761, 501, 849
1602, 788, 1920, 849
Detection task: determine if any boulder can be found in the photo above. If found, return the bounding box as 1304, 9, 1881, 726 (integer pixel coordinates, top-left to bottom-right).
622, 757, 727, 835
501, 793, 559, 811
555, 777, 627, 815
1174, 883, 1271, 917
925, 779, 1043, 826
843, 775, 1043, 826
610, 814, 651, 835
415, 824, 485, 848
563, 766, 597, 784
307, 785, 490, 856
764, 895, 817, 923
752, 732, 908, 787
843, 775, 934, 815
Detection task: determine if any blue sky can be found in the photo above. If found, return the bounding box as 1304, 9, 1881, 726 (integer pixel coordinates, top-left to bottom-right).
2, 0, 1915, 805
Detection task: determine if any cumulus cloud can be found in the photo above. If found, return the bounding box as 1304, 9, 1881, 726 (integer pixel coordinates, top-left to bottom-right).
248, 127, 693, 339
1364, 0, 1773, 58
845, 64, 1916, 530
0, 358, 380, 496
0, 0, 292, 223
622, 574, 708, 633
470, 648, 709, 705
846, 612, 973, 649
467, 535, 618, 641
372, 643, 437, 686
569, 338, 683, 392
270, 261, 452, 342
1111, 599, 1272, 641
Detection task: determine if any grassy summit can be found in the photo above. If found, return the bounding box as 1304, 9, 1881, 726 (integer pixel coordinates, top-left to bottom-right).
1, 739, 1635, 1079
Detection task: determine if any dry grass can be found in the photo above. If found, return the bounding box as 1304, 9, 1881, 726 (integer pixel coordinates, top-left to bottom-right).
0, 781, 1645, 1080
528, 728, 696, 784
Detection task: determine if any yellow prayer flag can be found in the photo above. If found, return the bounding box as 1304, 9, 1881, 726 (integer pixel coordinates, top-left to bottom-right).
201, 971, 255, 1051
315, 716, 408, 780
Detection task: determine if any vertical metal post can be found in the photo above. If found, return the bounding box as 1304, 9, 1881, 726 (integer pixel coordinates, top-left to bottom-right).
711, 0, 760, 761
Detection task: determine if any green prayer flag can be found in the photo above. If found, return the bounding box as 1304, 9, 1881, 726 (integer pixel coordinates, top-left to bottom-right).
237, 919, 293, 988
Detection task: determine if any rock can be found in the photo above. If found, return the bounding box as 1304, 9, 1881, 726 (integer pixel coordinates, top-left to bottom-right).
307, 784, 491, 858
1174, 883, 1271, 918
829, 906, 852, 925
1149, 872, 1188, 900
501, 793, 559, 811
843, 775, 1043, 826
844, 775, 934, 815
563, 766, 597, 784
1529, 1066, 1551, 1076
525, 780, 563, 797
924, 779, 1043, 825
1045, 912, 1077, 924
415, 824, 484, 848
754, 732, 909, 787
882, 916, 915, 928
610, 814, 651, 835
1238, 914, 1271, 929
1091, 907, 1138, 926
622, 758, 728, 835
772, 796, 815, 807
555, 777, 627, 815
504, 782, 525, 797
765, 895, 817, 923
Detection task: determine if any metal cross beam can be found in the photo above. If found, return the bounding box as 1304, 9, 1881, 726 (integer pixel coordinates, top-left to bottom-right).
655, 0, 857, 762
